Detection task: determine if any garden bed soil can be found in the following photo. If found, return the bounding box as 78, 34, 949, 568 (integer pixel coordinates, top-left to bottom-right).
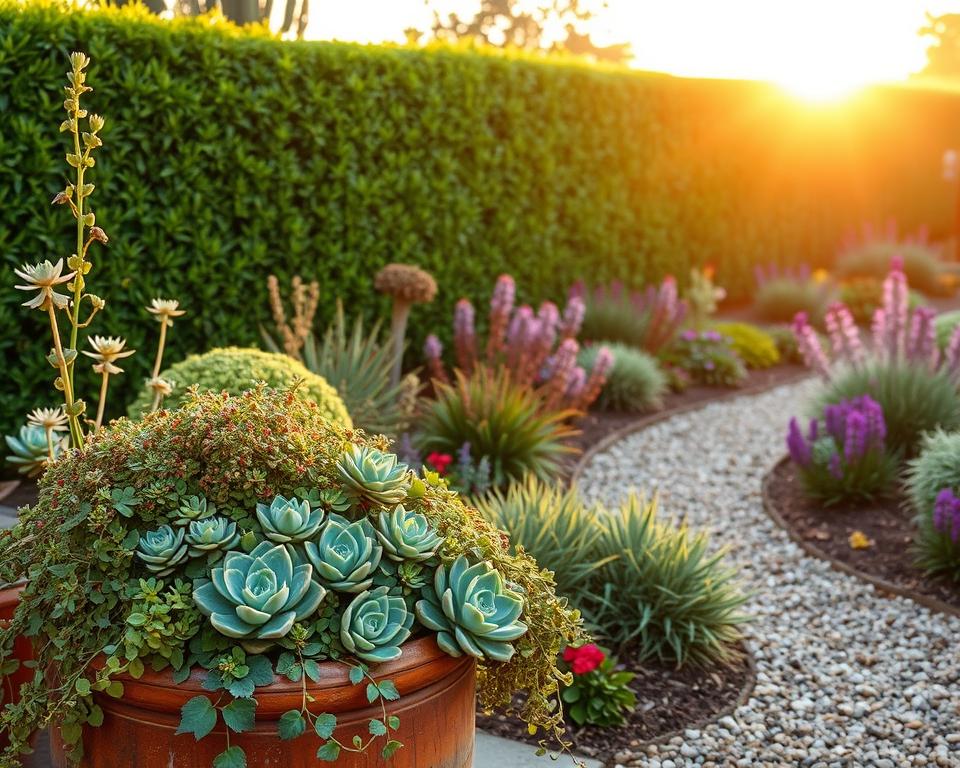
764, 459, 960, 613
476, 641, 754, 764
566, 364, 809, 471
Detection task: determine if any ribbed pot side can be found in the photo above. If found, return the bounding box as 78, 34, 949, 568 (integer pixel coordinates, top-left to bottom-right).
50, 636, 476, 768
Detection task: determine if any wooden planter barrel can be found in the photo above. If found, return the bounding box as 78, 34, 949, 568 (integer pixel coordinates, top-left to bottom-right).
51, 635, 475, 767
0, 583, 33, 750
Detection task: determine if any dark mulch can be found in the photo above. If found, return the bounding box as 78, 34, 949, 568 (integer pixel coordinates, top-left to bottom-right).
765, 460, 960, 610
476, 642, 753, 764
0, 480, 38, 511
564, 364, 808, 472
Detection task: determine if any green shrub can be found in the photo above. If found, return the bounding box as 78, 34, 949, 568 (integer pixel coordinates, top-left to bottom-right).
577, 343, 666, 412
754, 279, 830, 326
835, 242, 950, 297
812, 361, 960, 456
935, 309, 960, 349
584, 494, 748, 666
416, 367, 576, 487
905, 430, 960, 581
765, 325, 804, 364
660, 330, 747, 387
474, 476, 604, 601
128, 347, 351, 426
475, 481, 747, 666
711, 322, 780, 368
4, 2, 960, 434
263, 300, 415, 437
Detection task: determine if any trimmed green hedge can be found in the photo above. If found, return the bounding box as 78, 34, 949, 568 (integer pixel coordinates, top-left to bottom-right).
3, 2, 960, 434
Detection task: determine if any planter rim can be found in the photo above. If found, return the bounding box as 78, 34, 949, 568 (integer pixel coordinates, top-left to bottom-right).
86, 634, 470, 715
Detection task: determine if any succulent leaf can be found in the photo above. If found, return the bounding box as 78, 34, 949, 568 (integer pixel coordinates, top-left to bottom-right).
375, 505, 442, 562
415, 555, 527, 662
185, 516, 240, 558
340, 586, 413, 663
193, 541, 326, 653
256, 494, 325, 544
303, 513, 383, 593
136, 525, 189, 576
337, 445, 409, 508
174, 495, 216, 527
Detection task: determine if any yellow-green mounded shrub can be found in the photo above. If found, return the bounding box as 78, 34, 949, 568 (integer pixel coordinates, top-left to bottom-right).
711, 322, 780, 369
4, 1, 960, 434
128, 347, 351, 426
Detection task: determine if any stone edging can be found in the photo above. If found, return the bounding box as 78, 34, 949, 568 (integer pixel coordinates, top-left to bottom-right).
570, 370, 813, 486
761, 455, 960, 620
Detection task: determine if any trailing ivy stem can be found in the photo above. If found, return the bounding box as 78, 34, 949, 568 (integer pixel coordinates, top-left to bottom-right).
150, 317, 169, 412
94, 370, 110, 431
47, 303, 84, 448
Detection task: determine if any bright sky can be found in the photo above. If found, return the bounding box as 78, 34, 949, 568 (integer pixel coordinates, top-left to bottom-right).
307, 1, 956, 100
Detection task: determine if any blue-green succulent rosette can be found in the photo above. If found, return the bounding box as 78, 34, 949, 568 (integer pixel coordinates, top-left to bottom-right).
193, 541, 326, 653
416, 555, 528, 663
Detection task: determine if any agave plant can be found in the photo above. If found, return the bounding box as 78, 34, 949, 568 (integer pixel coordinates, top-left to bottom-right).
340, 586, 414, 662
375, 506, 443, 562
136, 525, 189, 576
193, 542, 326, 653
256, 495, 325, 544
415, 555, 528, 662
337, 445, 409, 508
303, 513, 383, 592
185, 517, 241, 559
4, 425, 65, 478
173, 495, 216, 527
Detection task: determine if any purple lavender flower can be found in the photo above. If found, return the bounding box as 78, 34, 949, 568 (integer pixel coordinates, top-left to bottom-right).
843, 411, 868, 463
453, 298, 476, 373
907, 306, 938, 370
703, 330, 723, 342
681, 329, 698, 342
792, 312, 831, 379
878, 263, 908, 360
424, 334, 443, 362
932, 488, 960, 543
787, 417, 811, 466
560, 295, 585, 340
825, 303, 864, 368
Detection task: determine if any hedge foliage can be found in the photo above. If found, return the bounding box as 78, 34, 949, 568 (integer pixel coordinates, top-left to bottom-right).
4, 2, 960, 434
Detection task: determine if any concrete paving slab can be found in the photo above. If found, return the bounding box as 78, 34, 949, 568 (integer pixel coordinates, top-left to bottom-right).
474, 731, 602, 768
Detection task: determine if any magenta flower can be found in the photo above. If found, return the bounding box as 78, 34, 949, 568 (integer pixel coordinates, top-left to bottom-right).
791, 312, 831, 379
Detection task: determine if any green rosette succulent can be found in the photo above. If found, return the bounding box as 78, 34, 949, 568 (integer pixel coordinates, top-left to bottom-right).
340, 586, 414, 663
185, 516, 240, 559
4, 425, 65, 478
256, 495, 325, 544
136, 525, 189, 576
337, 445, 409, 508
375, 505, 442, 562
193, 541, 326, 653
174, 495, 216, 526
303, 513, 382, 593
415, 555, 528, 662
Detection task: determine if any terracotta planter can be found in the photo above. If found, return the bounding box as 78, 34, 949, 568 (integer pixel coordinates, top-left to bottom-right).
0, 583, 33, 750
51, 635, 475, 767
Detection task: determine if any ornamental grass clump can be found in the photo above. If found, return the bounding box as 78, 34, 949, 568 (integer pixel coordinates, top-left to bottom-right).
0, 386, 583, 766
416, 366, 578, 487
4, 52, 182, 477
905, 430, 960, 581
787, 395, 898, 504
576, 276, 687, 354
576, 342, 667, 413
262, 283, 416, 437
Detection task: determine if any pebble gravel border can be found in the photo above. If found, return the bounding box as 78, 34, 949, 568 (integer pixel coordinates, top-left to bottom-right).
577, 381, 960, 768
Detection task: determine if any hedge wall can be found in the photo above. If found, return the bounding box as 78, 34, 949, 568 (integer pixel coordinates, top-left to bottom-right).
3, 2, 960, 434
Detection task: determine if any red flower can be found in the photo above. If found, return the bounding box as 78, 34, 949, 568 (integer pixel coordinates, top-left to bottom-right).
426, 452, 453, 475
562, 643, 605, 675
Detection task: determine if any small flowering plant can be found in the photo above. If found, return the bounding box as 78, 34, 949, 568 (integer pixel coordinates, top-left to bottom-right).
661, 329, 746, 387
559, 644, 636, 728
786, 395, 898, 504
4, 52, 182, 478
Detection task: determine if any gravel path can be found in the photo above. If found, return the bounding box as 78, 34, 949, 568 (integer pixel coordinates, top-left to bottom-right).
578, 381, 960, 768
